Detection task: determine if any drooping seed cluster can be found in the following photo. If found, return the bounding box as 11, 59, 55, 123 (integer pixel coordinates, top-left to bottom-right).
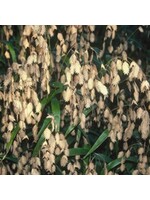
0, 25, 150, 175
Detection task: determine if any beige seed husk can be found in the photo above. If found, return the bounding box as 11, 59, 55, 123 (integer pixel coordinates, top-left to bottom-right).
89, 162, 95, 170
62, 87, 72, 102
88, 78, 94, 90
8, 115, 15, 122
64, 149, 69, 156
120, 164, 125, 172
55, 147, 61, 155
116, 59, 122, 70
138, 147, 144, 155
5, 51, 10, 59
125, 150, 131, 158
122, 61, 129, 75
60, 155, 68, 167
44, 128, 51, 140
31, 168, 40, 175
8, 122, 13, 131
20, 155, 27, 166
118, 151, 124, 158
36, 102, 42, 113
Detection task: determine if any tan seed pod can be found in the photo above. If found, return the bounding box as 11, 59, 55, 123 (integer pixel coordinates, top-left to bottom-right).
44, 128, 51, 140
32, 124, 38, 139
19, 120, 26, 129
141, 80, 149, 93
109, 142, 114, 150
49, 154, 55, 164
104, 108, 110, 119
118, 151, 124, 158
120, 164, 125, 172
2, 165, 7, 175
62, 87, 72, 102
55, 132, 60, 144
122, 61, 129, 75
116, 59, 122, 70
55, 147, 61, 155
125, 150, 131, 158
8, 114, 15, 122
31, 168, 40, 175
20, 155, 27, 166
36, 102, 42, 113
88, 78, 94, 90
74, 61, 81, 74
89, 162, 95, 170
109, 130, 116, 143
117, 131, 122, 141
60, 155, 68, 167
78, 73, 84, 85
5, 51, 10, 59
90, 33, 95, 43
122, 114, 127, 122
95, 80, 108, 96
142, 155, 147, 163
57, 33, 63, 42
58, 140, 66, 150
132, 170, 139, 175
8, 122, 13, 131
89, 25, 95, 32
65, 69, 72, 85
123, 142, 128, 151
138, 147, 144, 155
64, 149, 69, 156
50, 164, 56, 173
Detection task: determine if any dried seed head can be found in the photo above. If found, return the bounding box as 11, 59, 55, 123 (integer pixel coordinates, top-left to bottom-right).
31, 168, 40, 175
55, 147, 61, 155
8, 122, 13, 131
20, 155, 27, 166
88, 78, 94, 90
44, 128, 51, 140
120, 164, 125, 172
89, 162, 95, 170
60, 155, 68, 167
138, 147, 144, 155
118, 151, 124, 158
62, 87, 73, 102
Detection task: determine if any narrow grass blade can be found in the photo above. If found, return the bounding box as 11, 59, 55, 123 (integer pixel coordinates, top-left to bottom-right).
83, 104, 97, 117
83, 129, 109, 159
5, 124, 20, 156
65, 124, 77, 137
69, 147, 90, 156
6, 43, 17, 62
32, 118, 51, 157
32, 135, 45, 157
37, 118, 51, 138
107, 158, 122, 171
51, 97, 60, 132
41, 84, 66, 110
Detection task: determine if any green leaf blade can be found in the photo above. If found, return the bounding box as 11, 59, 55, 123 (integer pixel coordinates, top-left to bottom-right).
51, 97, 60, 132
83, 129, 109, 159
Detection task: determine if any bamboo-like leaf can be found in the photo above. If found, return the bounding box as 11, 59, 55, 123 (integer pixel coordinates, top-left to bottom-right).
107, 158, 122, 171
65, 124, 77, 137
69, 147, 90, 156
83, 129, 109, 159
32, 118, 51, 157
6, 43, 17, 62
37, 118, 51, 138
51, 97, 60, 132
32, 135, 45, 157
41, 85, 66, 110
83, 104, 97, 117
5, 124, 20, 156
